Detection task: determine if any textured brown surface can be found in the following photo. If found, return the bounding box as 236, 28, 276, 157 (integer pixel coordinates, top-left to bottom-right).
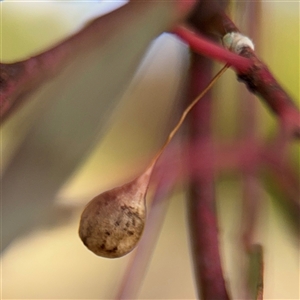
79, 178, 146, 258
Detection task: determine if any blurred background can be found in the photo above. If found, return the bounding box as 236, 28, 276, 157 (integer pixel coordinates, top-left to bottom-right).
1, 0, 299, 299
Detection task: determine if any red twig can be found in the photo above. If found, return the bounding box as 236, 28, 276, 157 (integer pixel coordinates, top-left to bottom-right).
0, 16, 105, 122
237, 5, 263, 297
0, 54, 68, 122
173, 26, 252, 73
186, 54, 230, 300
1, 0, 195, 123
237, 48, 300, 138
174, 14, 300, 139
155, 139, 299, 219
219, 13, 300, 139
2, 1, 138, 121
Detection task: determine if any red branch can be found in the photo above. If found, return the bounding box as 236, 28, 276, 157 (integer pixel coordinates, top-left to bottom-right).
1, 0, 196, 123
173, 26, 252, 73
173, 18, 300, 139
186, 54, 230, 300
156, 136, 300, 211
237, 47, 300, 138
219, 13, 300, 139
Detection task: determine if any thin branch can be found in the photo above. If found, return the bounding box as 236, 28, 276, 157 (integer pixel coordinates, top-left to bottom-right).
174, 15, 300, 139
157, 137, 299, 214
186, 53, 230, 300
173, 26, 252, 73
1, 0, 196, 123
183, 136, 300, 236
219, 13, 300, 139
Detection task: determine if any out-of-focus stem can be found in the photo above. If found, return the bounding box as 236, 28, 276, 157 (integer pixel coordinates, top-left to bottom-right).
237, 3, 262, 297
1, 0, 196, 123
247, 244, 264, 300
186, 53, 230, 300
116, 160, 178, 299
262, 151, 300, 233
167, 139, 299, 210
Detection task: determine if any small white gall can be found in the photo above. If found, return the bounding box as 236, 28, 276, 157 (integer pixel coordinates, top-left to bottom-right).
223, 32, 254, 54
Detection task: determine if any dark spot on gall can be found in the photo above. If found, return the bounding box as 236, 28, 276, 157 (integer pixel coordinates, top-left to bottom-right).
107, 246, 118, 253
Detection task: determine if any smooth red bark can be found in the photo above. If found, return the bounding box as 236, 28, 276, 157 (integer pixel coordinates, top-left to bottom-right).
186, 54, 230, 300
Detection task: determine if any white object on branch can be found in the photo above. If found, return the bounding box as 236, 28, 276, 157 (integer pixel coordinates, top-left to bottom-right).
223, 32, 254, 54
